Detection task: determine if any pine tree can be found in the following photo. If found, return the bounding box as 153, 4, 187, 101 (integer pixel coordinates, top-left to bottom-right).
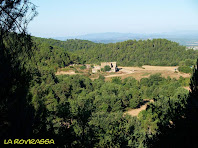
189, 59, 198, 100
0, 0, 37, 139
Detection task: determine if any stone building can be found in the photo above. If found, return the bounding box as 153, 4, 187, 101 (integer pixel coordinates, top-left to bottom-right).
91, 62, 117, 73
101, 62, 117, 72
92, 65, 101, 73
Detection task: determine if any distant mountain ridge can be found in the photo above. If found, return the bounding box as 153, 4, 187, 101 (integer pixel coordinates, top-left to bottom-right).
53, 32, 198, 46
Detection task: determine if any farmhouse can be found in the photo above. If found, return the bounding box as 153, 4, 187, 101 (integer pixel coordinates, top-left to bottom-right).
92, 65, 101, 73
101, 62, 117, 72
91, 62, 117, 73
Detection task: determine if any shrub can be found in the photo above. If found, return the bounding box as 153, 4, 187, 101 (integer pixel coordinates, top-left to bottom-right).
61, 67, 70, 72
104, 65, 111, 71
111, 77, 122, 84
137, 62, 143, 67
99, 75, 105, 81
80, 65, 86, 70
178, 66, 192, 73
74, 69, 79, 73
129, 97, 142, 109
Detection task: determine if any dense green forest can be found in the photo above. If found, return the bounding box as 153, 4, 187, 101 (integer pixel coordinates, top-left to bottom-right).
32, 39, 78, 73
1, 1, 198, 147
33, 37, 198, 67
31, 73, 190, 147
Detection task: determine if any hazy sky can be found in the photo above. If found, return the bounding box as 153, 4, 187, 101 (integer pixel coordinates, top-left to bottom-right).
28, 0, 198, 37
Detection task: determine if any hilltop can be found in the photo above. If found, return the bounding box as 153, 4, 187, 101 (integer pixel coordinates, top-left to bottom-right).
33, 37, 198, 68
52, 32, 198, 46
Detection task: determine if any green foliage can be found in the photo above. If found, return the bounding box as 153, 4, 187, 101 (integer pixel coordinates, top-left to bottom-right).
178, 76, 190, 86
89, 112, 138, 147
111, 77, 122, 84
138, 88, 189, 145
2, 36, 192, 147
190, 59, 198, 99
33, 38, 198, 67
2, 1, 195, 147
129, 89, 142, 109
98, 75, 105, 81
2, 24, 194, 148
32, 40, 77, 74
0, 0, 37, 139
178, 59, 195, 73
80, 65, 86, 70
178, 66, 192, 73
179, 59, 195, 66
104, 65, 111, 71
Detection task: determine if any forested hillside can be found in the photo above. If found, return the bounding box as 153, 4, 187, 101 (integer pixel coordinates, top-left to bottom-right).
32, 38, 79, 73
30, 73, 191, 147
1, 1, 198, 147
33, 37, 198, 66
2, 30, 196, 147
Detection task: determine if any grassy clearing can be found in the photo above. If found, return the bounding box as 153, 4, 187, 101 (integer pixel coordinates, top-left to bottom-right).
141, 73, 150, 76
57, 65, 191, 82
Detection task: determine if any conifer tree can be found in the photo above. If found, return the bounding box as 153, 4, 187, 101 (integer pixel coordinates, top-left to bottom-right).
189, 59, 198, 100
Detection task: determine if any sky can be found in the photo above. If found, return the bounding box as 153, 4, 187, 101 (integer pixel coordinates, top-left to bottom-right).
28, 0, 198, 37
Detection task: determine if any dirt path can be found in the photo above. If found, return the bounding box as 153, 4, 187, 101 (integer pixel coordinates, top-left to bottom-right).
124, 104, 148, 116
183, 86, 191, 91
56, 70, 76, 75
105, 72, 134, 78
124, 100, 154, 117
